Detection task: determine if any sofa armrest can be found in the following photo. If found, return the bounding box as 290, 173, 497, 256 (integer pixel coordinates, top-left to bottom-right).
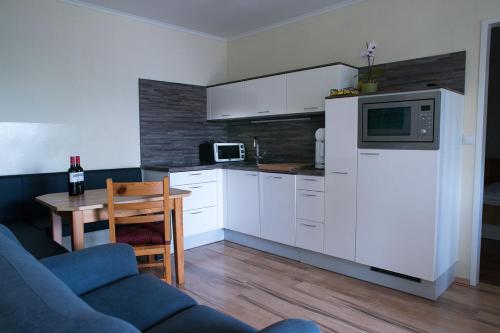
259, 319, 320, 333
40, 243, 138, 296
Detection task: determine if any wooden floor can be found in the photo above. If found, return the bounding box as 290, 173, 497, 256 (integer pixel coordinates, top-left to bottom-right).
480, 238, 500, 286
171, 241, 500, 333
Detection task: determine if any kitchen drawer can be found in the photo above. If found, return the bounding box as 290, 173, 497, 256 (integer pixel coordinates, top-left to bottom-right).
296, 190, 324, 223
296, 220, 324, 253
296, 175, 324, 192
183, 206, 218, 237
170, 170, 217, 186
175, 182, 217, 211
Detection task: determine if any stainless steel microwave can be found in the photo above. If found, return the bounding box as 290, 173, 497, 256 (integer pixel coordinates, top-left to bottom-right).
199, 142, 245, 163
358, 91, 441, 150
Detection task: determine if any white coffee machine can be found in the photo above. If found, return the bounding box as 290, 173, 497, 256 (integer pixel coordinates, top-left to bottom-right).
315, 128, 325, 169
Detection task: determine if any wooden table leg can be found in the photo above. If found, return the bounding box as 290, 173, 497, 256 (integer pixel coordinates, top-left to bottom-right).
172, 198, 185, 286
50, 211, 63, 245
71, 211, 85, 251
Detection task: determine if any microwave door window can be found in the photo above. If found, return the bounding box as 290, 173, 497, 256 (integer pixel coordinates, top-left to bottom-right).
367, 107, 412, 137
218, 145, 240, 159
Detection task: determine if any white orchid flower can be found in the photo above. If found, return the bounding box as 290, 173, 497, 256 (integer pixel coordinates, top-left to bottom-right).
361, 41, 377, 60
367, 41, 377, 51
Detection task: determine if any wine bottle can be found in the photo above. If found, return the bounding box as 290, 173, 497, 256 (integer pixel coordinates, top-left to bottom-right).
68, 156, 79, 196
75, 155, 85, 195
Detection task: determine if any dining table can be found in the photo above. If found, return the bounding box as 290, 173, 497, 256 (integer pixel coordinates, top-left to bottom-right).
35, 187, 191, 286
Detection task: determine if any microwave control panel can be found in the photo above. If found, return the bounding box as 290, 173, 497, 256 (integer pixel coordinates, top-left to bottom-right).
417, 103, 434, 142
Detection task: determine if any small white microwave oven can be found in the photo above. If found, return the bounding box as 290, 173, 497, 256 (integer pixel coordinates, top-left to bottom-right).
199, 143, 245, 163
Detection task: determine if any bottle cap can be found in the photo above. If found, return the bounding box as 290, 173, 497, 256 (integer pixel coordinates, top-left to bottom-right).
75, 156, 80, 164
70, 156, 75, 165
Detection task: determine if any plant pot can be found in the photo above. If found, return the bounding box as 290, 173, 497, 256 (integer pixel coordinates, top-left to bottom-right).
361, 82, 379, 94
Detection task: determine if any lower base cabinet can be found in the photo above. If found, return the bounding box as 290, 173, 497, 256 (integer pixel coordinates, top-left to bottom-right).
183, 206, 218, 237
143, 169, 221, 239
296, 220, 324, 253
260, 173, 296, 246
226, 170, 260, 237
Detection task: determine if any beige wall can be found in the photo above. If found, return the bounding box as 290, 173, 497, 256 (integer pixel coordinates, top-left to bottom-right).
0, 0, 226, 175
227, 0, 500, 280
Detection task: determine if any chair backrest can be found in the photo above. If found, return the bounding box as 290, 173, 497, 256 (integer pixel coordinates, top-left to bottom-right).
106, 178, 171, 244
0, 225, 139, 333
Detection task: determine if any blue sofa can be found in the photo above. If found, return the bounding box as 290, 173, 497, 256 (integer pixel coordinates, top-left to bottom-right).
0, 224, 319, 333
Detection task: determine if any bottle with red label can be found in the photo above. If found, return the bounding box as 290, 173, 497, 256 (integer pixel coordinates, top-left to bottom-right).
68, 156, 79, 196
75, 156, 85, 195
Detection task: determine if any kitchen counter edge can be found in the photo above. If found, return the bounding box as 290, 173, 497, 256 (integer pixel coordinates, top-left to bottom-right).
141, 164, 325, 176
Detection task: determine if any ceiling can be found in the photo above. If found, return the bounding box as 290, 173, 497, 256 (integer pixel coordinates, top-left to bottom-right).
66, 0, 360, 40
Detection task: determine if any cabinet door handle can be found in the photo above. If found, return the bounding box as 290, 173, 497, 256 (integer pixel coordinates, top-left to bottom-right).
360, 152, 380, 156
268, 176, 283, 179
302, 178, 317, 181
258, 111, 271, 114
189, 173, 202, 176
300, 223, 317, 228
301, 194, 317, 197
190, 211, 202, 215
245, 174, 258, 176
330, 171, 348, 175
304, 106, 319, 110
220, 114, 231, 118
189, 186, 202, 189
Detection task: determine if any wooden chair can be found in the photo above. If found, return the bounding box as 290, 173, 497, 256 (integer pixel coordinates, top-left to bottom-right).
106, 177, 172, 283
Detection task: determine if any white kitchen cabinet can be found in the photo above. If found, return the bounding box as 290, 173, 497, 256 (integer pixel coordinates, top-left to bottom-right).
143, 169, 221, 239
296, 190, 324, 223
286, 65, 358, 114
170, 170, 217, 186
356, 150, 439, 281
246, 75, 286, 117
324, 97, 358, 261
226, 170, 260, 237
208, 64, 357, 120
208, 82, 251, 120
183, 206, 218, 237
174, 182, 217, 211
296, 220, 324, 253
296, 175, 324, 192
260, 173, 296, 246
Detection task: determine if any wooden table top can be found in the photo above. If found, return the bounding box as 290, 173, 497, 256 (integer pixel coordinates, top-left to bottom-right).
35, 188, 191, 212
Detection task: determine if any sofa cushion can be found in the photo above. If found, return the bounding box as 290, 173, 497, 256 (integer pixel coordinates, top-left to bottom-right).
81, 273, 197, 331
146, 305, 257, 333
41, 243, 139, 296
0, 228, 139, 333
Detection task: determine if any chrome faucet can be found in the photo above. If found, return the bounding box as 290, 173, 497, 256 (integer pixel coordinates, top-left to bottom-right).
253, 137, 263, 165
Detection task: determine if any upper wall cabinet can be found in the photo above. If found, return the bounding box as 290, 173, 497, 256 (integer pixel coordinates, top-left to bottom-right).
208, 76, 286, 120
207, 63, 358, 120
246, 75, 286, 117
286, 65, 358, 114
208, 82, 251, 120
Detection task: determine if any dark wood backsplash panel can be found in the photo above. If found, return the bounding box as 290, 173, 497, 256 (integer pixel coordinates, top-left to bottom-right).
359, 51, 466, 93
227, 116, 325, 164
139, 79, 227, 166
139, 52, 465, 167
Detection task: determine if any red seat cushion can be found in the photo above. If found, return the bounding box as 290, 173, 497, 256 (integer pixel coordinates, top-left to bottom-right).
116, 222, 167, 245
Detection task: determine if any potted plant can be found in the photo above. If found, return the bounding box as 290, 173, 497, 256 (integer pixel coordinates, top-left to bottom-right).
358, 41, 383, 93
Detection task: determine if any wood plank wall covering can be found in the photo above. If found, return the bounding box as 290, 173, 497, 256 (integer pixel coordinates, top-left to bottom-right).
359, 51, 466, 93
139, 79, 227, 166
227, 117, 325, 164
